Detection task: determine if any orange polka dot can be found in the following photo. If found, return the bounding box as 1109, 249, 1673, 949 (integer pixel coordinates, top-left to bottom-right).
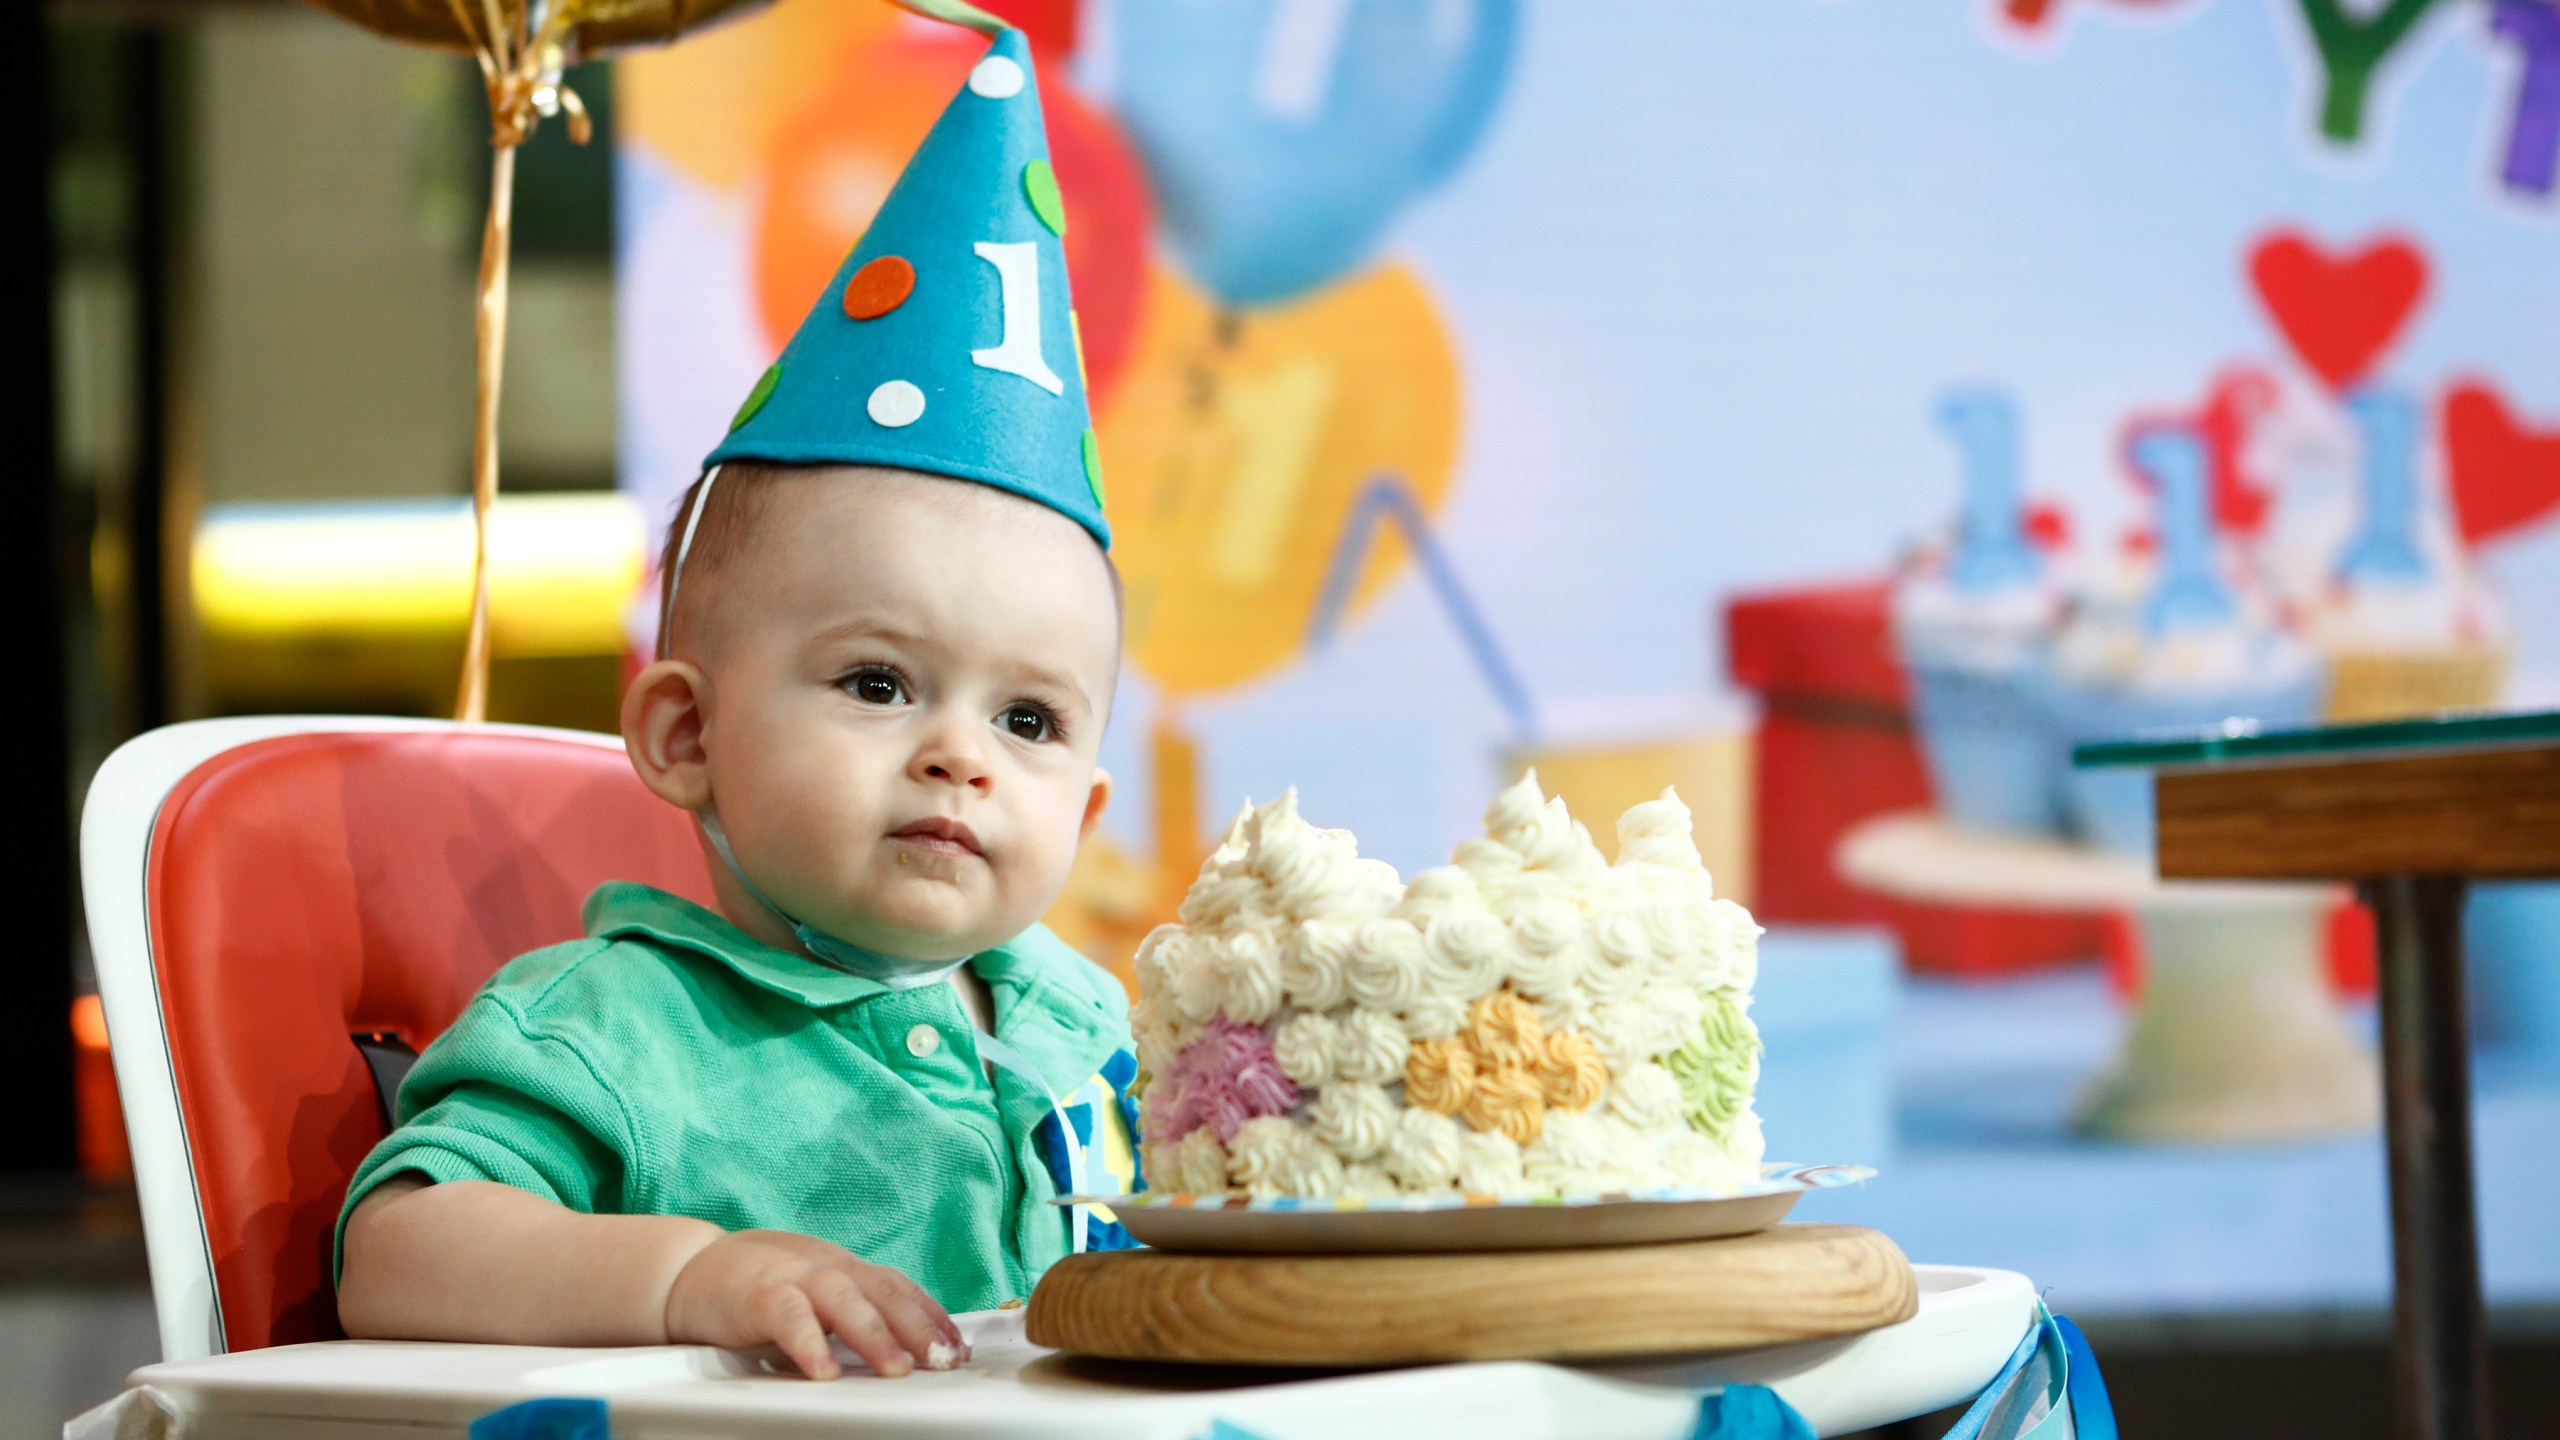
842, 255, 915, 320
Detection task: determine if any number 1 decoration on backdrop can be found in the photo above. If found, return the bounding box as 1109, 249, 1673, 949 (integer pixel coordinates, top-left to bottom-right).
292, 0, 778, 720
1989, 0, 2560, 200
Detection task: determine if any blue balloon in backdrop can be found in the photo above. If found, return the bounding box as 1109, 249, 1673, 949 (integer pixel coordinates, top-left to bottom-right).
1112, 0, 1518, 307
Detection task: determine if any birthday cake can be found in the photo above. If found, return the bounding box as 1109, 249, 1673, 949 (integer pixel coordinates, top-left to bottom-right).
1131, 775, 1765, 1200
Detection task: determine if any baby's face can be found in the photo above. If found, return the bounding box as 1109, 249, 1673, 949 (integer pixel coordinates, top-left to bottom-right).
641, 470, 1117, 963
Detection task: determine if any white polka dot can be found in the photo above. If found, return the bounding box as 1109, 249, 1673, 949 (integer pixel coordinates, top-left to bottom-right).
868, 380, 926, 428
968, 56, 1025, 99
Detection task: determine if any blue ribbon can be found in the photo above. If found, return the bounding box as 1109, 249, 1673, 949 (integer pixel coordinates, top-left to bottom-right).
469, 1398, 607, 1440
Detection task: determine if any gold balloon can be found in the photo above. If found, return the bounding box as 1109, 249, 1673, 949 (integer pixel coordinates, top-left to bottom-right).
292, 0, 775, 59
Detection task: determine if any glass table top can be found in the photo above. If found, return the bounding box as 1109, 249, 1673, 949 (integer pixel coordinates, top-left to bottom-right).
2073, 708, 2560, 770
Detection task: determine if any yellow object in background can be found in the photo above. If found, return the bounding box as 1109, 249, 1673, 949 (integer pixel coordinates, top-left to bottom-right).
1507, 722, 1757, 909
1102, 264, 1461, 698
195, 493, 642, 656
193, 493, 643, 728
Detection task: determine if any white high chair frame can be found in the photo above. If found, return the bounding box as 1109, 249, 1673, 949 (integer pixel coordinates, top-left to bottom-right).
80, 715, 631, 1364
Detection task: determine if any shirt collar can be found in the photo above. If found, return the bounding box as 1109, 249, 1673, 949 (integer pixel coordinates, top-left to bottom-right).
585, 881, 898, 1008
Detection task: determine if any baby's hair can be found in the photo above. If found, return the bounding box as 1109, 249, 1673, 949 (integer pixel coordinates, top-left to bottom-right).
654, 461, 1124, 664
655, 463, 776, 658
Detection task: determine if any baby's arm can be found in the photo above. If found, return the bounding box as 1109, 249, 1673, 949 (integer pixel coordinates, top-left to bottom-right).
339, 1175, 965, 1378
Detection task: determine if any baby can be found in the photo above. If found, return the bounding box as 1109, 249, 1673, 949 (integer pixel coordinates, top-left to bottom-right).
336, 25, 1135, 1382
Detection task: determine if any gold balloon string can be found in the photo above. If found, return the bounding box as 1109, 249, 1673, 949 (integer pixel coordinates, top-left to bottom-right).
446, 0, 592, 722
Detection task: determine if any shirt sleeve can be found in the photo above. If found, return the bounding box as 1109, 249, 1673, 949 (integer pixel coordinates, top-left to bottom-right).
333, 991, 636, 1280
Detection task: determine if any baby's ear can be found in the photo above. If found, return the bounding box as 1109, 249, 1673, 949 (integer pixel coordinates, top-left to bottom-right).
1079, 768, 1113, 840
622, 659, 714, 811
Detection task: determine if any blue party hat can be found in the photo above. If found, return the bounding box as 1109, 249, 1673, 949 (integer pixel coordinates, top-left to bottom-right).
706, 25, 1109, 548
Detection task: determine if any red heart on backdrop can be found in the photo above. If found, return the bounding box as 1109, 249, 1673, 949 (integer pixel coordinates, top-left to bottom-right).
2444, 380, 2560, 546
2246, 230, 2429, 393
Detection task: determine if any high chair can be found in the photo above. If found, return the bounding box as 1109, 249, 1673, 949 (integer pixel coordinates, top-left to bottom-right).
80, 717, 716, 1363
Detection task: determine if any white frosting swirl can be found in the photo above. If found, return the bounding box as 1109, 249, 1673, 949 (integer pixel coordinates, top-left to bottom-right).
1279, 919, 1356, 1011
1580, 926, 1648, 1001
1454, 1130, 1529, 1196
1395, 866, 1483, 925
1704, 899, 1761, 993
1333, 1006, 1411, 1086
1723, 1107, 1766, 1167
1383, 1107, 1464, 1190
1637, 897, 1697, 980
1165, 1127, 1230, 1196
1347, 858, 1407, 915
1132, 923, 1189, 1001
1482, 773, 1550, 856
1177, 866, 1268, 935
1616, 787, 1704, 871
1585, 999, 1659, 1070
1227, 1116, 1343, 1198
1131, 1005, 1194, 1083
1307, 1081, 1398, 1161
1420, 911, 1509, 1000
1532, 988, 1594, 1040
1664, 1130, 1753, 1192
1606, 1061, 1684, 1131
1339, 1162, 1400, 1200
1218, 931, 1285, 1024
1345, 918, 1429, 1011
1505, 900, 1587, 999
1522, 1109, 1616, 1195
1451, 835, 1524, 891
1397, 991, 1470, 1042
1170, 945, 1228, 1023
1271, 1010, 1340, 1088
1642, 981, 1707, 1054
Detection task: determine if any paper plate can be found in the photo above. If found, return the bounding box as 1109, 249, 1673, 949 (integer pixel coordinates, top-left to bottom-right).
1057, 1163, 1872, 1253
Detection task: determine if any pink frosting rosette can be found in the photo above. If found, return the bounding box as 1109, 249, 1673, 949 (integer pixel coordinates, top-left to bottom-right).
1144, 1017, 1299, 1146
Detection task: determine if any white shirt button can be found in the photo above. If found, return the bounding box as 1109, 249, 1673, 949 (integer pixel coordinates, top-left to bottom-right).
906, 1024, 941, 1059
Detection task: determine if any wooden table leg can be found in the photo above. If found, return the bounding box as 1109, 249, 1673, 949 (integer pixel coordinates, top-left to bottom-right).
2363, 874, 2489, 1440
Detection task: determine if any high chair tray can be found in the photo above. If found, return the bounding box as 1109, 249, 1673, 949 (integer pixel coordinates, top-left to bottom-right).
79, 1264, 2032, 1440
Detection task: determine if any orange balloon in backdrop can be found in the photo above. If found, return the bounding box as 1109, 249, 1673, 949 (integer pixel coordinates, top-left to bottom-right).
617, 0, 896, 191
751, 26, 1152, 407
1102, 264, 1462, 698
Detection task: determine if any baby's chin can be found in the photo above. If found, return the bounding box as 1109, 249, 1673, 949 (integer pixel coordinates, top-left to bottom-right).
817, 882, 1016, 963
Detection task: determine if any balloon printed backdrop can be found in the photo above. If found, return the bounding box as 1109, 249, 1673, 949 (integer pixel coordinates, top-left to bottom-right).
1102, 264, 1462, 698
1110, 0, 1518, 306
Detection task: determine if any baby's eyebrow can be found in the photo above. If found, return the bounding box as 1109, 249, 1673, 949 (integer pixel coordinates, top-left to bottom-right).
1011, 659, 1093, 713
809, 619, 930, 652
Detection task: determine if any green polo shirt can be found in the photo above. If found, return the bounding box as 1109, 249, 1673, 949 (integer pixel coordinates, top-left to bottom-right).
335, 882, 1130, 1312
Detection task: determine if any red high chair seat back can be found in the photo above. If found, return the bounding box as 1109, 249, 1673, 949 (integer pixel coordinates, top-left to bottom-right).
113, 720, 714, 1354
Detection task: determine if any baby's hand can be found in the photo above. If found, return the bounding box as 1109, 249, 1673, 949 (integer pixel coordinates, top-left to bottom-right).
662, 1229, 966, 1379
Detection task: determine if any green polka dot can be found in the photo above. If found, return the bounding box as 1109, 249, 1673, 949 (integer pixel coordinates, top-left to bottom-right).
1081, 427, 1105, 509
1023, 160, 1067, 237
729, 363, 780, 432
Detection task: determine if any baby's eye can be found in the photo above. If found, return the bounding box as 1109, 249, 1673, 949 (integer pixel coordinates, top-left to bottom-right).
842, 667, 910, 707
998, 703, 1060, 744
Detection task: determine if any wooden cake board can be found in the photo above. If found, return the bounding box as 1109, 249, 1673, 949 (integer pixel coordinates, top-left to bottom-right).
1026, 1223, 1918, 1366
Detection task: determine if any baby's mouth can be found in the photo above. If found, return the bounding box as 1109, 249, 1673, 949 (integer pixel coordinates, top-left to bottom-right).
890, 817, 985, 860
